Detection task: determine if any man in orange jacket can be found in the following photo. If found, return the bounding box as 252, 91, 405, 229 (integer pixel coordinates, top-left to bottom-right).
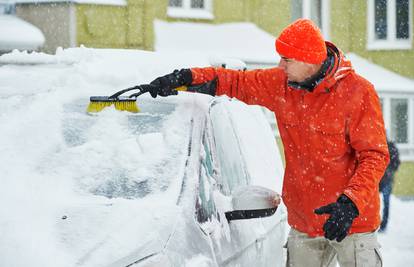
149, 19, 389, 267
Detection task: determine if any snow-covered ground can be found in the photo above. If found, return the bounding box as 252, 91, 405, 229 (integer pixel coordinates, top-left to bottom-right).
0, 48, 413, 266
377, 196, 414, 265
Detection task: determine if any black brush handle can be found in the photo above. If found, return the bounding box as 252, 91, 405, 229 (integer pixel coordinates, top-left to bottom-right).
109, 85, 150, 99
128, 84, 156, 98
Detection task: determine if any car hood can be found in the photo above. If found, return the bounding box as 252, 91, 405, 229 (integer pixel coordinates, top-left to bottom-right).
58, 196, 181, 267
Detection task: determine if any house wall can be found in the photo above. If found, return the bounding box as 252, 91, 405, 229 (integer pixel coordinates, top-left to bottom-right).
331, 0, 414, 79
330, 0, 353, 53
248, 0, 290, 37
75, 4, 127, 49
16, 3, 73, 53
213, 0, 248, 22
76, 0, 167, 51
213, 0, 290, 35
165, 0, 290, 47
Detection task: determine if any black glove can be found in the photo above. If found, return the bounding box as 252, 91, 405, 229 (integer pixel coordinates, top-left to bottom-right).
314, 194, 359, 242
149, 69, 192, 98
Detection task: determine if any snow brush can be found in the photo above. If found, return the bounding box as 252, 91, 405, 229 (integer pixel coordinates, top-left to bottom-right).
87, 84, 188, 113
87, 79, 217, 113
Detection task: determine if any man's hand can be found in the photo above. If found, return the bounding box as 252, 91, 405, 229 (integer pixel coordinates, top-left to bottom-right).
314, 194, 359, 242
149, 69, 192, 98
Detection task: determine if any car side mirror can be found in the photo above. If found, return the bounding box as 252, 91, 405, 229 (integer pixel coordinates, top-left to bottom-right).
225, 185, 280, 222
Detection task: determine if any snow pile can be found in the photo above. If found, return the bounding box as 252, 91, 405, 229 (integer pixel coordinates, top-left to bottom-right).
0, 47, 80, 64
0, 15, 45, 51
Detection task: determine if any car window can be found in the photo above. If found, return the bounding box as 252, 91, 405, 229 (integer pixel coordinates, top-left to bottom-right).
209, 101, 249, 195
196, 132, 218, 223
221, 101, 284, 192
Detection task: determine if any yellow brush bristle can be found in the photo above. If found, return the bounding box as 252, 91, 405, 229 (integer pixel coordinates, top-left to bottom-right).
114, 101, 139, 113
87, 101, 139, 113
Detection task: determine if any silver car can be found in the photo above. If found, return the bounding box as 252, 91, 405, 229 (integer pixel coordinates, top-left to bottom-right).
59, 92, 287, 267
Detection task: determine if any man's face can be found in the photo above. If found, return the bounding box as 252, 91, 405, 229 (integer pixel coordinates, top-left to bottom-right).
278, 56, 322, 83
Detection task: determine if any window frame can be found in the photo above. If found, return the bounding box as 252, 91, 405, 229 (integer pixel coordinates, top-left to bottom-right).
291, 0, 331, 40
390, 98, 410, 143
380, 94, 414, 160
367, 0, 413, 50
167, 0, 214, 20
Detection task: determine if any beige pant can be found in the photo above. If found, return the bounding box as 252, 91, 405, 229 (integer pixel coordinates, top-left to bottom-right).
286, 228, 383, 267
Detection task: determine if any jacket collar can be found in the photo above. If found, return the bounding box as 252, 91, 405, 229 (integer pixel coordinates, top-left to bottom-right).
288, 42, 354, 94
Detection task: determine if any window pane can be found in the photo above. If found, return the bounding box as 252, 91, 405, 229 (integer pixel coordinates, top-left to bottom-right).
291, 0, 303, 21
391, 99, 408, 143
210, 103, 248, 195
191, 0, 204, 9
310, 0, 322, 29
196, 164, 216, 223
196, 134, 217, 223
396, 0, 409, 39
169, 0, 183, 7
375, 0, 388, 39
202, 133, 215, 177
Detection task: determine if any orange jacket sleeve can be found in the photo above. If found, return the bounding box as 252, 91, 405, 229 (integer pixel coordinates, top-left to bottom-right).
191, 67, 287, 112
343, 80, 390, 214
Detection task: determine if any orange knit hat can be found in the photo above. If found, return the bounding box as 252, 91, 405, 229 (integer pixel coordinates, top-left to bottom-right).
275, 19, 327, 64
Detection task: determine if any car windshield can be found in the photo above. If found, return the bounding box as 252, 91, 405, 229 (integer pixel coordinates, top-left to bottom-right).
60, 97, 192, 199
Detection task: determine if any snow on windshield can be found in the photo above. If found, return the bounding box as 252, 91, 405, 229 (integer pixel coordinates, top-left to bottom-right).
56, 98, 191, 199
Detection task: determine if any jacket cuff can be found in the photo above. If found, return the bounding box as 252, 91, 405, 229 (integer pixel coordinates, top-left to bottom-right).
180, 68, 193, 86
342, 190, 362, 215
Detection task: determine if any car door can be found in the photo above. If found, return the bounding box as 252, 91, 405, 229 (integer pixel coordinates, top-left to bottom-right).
199, 98, 259, 266
205, 97, 286, 267
221, 99, 287, 267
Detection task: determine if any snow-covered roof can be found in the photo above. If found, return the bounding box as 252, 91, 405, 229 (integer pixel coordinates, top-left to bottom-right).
154, 20, 280, 67
0, 15, 45, 51
14, 0, 126, 6
346, 53, 414, 94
